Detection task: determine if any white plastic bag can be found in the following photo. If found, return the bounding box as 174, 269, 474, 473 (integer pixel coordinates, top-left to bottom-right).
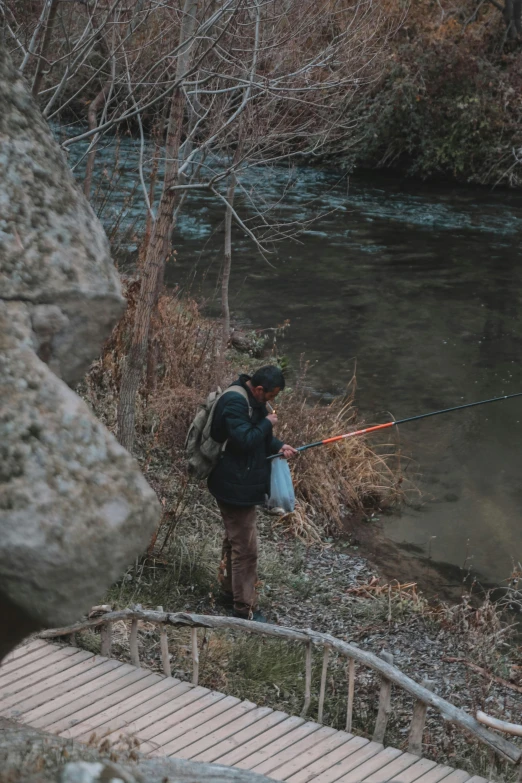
268, 457, 295, 513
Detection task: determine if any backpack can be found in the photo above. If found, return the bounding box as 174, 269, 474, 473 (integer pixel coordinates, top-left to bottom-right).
185, 385, 252, 479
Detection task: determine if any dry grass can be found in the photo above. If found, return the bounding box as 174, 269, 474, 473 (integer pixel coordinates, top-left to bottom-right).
275, 378, 404, 532
84, 280, 223, 436
84, 282, 403, 547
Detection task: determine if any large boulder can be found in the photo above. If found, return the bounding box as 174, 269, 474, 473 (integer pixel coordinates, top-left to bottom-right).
0, 47, 124, 385
0, 301, 160, 652
0, 50, 160, 659
0, 717, 275, 783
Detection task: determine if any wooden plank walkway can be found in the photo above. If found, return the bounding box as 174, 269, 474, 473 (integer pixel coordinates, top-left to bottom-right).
0, 641, 491, 783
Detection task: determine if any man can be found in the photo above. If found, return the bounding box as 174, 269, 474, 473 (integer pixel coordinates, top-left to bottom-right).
208, 366, 297, 621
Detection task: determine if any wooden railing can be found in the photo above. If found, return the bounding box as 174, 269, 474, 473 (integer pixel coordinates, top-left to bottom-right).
39, 608, 522, 774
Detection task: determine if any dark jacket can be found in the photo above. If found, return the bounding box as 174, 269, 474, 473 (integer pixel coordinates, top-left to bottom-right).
207, 374, 284, 507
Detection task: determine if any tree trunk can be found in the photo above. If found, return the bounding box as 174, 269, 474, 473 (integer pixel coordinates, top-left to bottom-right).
20, 0, 54, 74
220, 140, 242, 356
31, 0, 60, 97
117, 0, 199, 452
83, 82, 112, 199
221, 170, 237, 349
83, 3, 148, 200
83, 15, 118, 200
504, 0, 514, 32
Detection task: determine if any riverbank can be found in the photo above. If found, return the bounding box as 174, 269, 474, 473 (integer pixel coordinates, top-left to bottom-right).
74, 512, 522, 782
81, 279, 522, 607
75, 284, 522, 781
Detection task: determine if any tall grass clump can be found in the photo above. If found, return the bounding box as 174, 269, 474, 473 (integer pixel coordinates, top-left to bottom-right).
275, 381, 403, 533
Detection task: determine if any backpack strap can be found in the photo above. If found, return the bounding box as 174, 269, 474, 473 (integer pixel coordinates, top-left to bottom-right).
219, 384, 253, 453
226, 384, 253, 419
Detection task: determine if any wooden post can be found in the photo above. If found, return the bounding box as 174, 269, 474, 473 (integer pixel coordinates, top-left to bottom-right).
408, 679, 435, 756
100, 622, 112, 658
156, 606, 171, 677
301, 642, 312, 718
318, 647, 330, 724
346, 658, 355, 733
129, 618, 139, 667
191, 627, 199, 685
373, 651, 393, 743
160, 625, 171, 677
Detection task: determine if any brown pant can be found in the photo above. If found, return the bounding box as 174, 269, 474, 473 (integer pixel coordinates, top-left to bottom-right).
217, 501, 258, 615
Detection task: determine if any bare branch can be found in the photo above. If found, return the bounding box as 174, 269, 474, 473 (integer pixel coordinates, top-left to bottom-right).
20, 0, 55, 73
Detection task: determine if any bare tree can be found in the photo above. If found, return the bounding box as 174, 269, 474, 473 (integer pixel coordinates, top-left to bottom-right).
222, 166, 237, 347
2, 0, 401, 453
83, 22, 115, 199
117, 0, 203, 450
31, 0, 60, 97
503, 0, 522, 37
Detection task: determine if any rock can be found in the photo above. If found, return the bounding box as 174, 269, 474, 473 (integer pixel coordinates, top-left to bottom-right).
229, 329, 265, 357
0, 301, 160, 656
0, 49, 161, 659
62, 763, 106, 783
61, 761, 141, 783
0, 717, 274, 783
0, 47, 125, 385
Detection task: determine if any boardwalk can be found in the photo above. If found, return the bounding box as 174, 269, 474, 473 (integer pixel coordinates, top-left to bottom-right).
0, 640, 491, 783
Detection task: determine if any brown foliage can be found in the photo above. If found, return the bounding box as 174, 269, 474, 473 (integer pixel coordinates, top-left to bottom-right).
275, 381, 403, 531
348, 0, 522, 184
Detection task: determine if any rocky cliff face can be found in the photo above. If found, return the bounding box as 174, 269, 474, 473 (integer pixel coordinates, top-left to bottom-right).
0, 48, 160, 659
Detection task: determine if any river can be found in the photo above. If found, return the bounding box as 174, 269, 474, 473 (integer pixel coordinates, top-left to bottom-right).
70, 133, 522, 587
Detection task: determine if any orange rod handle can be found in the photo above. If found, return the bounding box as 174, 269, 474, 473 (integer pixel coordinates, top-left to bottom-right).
322, 421, 395, 444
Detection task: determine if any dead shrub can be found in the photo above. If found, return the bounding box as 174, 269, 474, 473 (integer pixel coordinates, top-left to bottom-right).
274, 381, 403, 532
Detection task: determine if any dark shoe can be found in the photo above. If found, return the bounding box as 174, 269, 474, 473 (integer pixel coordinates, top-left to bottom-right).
232, 608, 268, 623
217, 592, 234, 610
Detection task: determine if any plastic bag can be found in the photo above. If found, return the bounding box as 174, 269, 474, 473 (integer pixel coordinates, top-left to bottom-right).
268, 457, 295, 513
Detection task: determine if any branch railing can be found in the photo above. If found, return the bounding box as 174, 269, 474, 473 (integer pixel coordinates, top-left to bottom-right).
39, 609, 522, 773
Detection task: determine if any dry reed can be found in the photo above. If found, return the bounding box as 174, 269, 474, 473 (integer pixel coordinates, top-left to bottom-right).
275, 381, 403, 532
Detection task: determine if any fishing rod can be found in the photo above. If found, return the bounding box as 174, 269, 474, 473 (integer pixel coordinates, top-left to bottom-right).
268, 391, 522, 460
